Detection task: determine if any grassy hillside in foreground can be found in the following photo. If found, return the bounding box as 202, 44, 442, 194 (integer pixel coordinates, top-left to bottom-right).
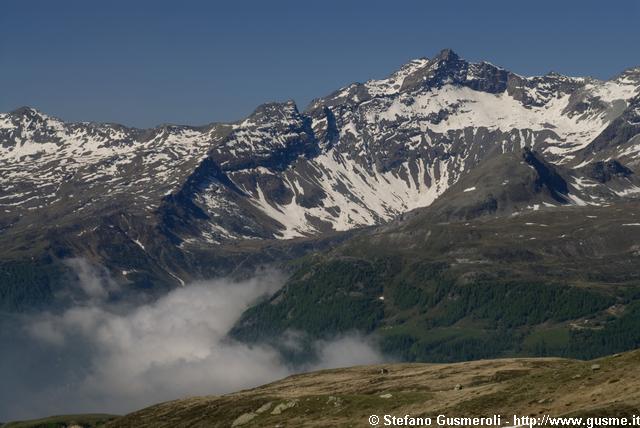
105, 349, 640, 427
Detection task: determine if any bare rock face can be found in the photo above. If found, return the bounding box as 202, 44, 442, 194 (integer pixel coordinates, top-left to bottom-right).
581, 160, 634, 183
270, 400, 298, 415
231, 412, 257, 427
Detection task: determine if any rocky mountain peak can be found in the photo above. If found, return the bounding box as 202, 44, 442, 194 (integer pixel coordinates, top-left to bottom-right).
433, 48, 460, 63
3, 106, 52, 128
399, 48, 514, 94
615, 66, 640, 82
10, 106, 43, 117
243, 100, 300, 126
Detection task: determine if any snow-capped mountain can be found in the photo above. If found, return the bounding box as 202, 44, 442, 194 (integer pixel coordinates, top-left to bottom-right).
150, 49, 640, 242
0, 107, 231, 221
2, 49, 640, 249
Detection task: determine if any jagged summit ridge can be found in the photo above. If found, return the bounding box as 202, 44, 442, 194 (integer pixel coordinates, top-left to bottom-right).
1, 49, 640, 244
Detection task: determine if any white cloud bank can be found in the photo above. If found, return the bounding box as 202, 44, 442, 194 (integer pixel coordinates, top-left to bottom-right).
1, 261, 385, 420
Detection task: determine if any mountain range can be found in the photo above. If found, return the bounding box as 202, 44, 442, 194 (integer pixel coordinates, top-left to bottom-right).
2, 48, 640, 361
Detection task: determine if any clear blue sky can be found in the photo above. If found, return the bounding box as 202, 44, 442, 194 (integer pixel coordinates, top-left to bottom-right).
1, 0, 639, 128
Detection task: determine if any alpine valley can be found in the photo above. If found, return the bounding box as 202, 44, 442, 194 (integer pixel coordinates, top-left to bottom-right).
3, 48, 640, 363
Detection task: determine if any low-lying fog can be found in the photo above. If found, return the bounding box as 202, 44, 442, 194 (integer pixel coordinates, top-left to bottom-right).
0, 259, 385, 420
